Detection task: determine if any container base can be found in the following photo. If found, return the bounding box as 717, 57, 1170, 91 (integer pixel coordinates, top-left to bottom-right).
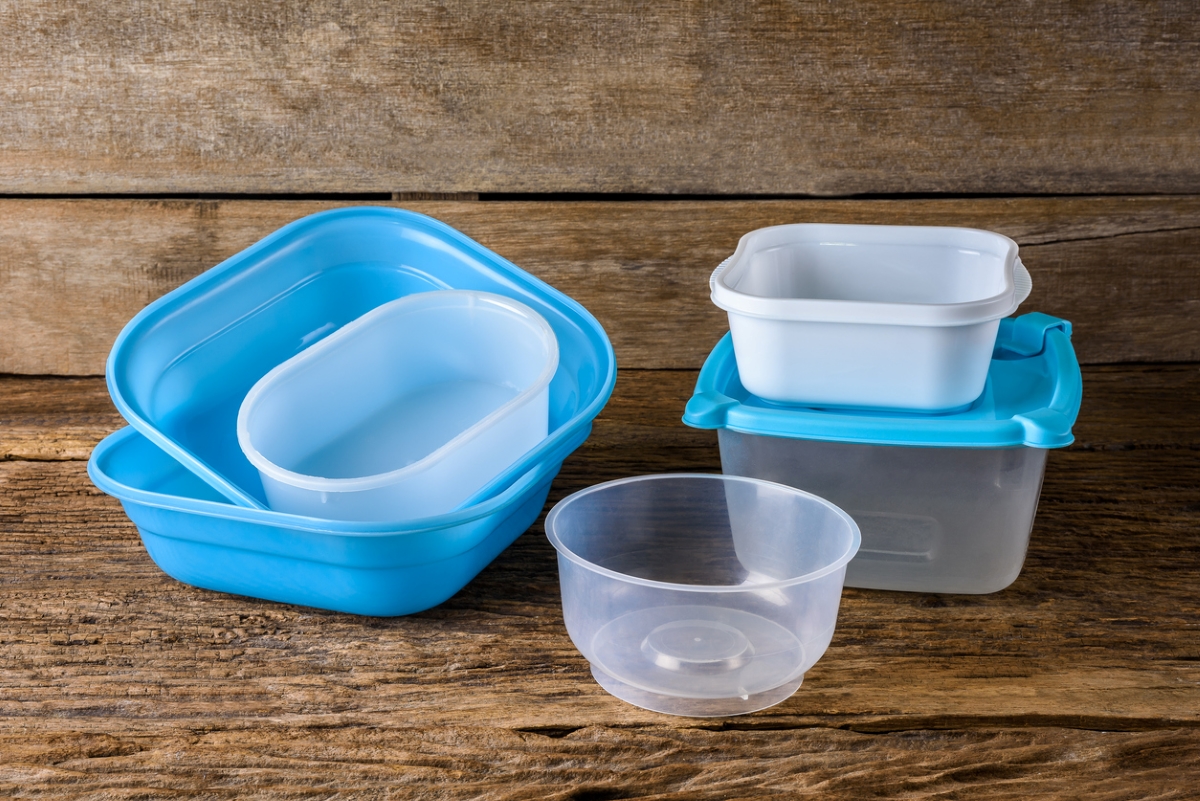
589, 663, 803, 717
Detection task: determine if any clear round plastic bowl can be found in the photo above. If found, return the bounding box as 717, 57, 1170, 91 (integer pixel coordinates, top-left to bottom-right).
546, 474, 860, 717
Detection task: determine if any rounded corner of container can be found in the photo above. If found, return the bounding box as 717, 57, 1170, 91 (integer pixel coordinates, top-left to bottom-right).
85, 437, 112, 491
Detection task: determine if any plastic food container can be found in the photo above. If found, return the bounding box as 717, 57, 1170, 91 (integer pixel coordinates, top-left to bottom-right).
89, 426, 577, 616
546, 474, 860, 717
238, 291, 559, 521
684, 313, 1081, 595
106, 207, 615, 511
710, 223, 1033, 411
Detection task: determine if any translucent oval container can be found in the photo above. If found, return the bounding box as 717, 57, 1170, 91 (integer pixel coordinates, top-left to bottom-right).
546, 474, 860, 717
710, 224, 1033, 411
238, 290, 558, 521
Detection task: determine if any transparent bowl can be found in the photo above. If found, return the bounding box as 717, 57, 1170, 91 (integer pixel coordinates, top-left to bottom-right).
546, 474, 860, 717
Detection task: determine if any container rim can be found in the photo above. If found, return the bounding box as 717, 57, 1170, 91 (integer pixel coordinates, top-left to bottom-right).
710, 223, 1029, 327
89, 426, 561, 537
236, 289, 560, 493
545, 473, 861, 592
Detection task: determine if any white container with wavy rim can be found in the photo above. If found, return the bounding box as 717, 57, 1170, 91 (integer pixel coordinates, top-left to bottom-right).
238, 290, 559, 522
710, 224, 1032, 411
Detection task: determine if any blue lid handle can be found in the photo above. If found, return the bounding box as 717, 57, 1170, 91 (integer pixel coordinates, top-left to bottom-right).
1012, 408, 1075, 448
1042, 324, 1083, 444
1000, 312, 1074, 357
684, 391, 738, 428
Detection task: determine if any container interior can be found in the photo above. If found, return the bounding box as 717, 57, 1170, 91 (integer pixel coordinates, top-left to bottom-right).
550, 476, 856, 586
729, 228, 1010, 305
93, 429, 230, 504
110, 210, 610, 506
718, 432, 1049, 593
244, 295, 555, 481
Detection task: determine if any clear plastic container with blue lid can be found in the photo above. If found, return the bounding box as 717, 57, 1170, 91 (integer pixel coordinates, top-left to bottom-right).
684, 313, 1082, 594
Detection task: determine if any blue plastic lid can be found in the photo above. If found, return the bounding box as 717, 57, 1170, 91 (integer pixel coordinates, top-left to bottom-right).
683, 313, 1082, 449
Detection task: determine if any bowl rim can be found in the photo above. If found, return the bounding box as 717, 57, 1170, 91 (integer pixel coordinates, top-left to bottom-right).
545, 473, 862, 592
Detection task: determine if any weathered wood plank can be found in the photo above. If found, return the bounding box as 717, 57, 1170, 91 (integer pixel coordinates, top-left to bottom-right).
0, 2, 1196, 195
0, 725, 1195, 800
1, 368, 1197, 795
5, 363, 1198, 462
2, 367, 1198, 735
3, 197, 1199, 375
1, 452, 1198, 734
0, 377, 119, 462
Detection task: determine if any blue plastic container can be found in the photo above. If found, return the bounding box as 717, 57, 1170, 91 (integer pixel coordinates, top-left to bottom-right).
91, 206, 615, 614
684, 313, 1082, 594
106, 206, 615, 512
89, 425, 580, 616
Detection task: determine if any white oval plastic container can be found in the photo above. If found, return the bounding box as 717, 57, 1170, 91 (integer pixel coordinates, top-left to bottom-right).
546, 474, 860, 717
238, 290, 559, 522
710, 224, 1033, 411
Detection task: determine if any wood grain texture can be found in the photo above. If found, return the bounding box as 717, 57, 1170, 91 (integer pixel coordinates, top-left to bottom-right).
3, 196, 1199, 375
6, 364, 1198, 461
3, 445, 1196, 732
0, 2, 1196, 195
0, 377, 119, 461
1, 369, 1198, 732
1, 366, 1198, 796
0, 726, 1195, 800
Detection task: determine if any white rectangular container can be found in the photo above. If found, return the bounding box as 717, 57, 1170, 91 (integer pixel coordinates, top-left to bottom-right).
238, 290, 559, 522
710, 224, 1032, 411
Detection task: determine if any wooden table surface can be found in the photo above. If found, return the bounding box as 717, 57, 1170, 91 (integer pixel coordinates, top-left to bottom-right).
2, 2, 1199, 797
3, 361, 1199, 798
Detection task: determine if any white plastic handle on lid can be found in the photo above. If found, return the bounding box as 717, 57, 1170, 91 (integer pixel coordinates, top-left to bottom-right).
710, 255, 734, 294
1009, 258, 1033, 315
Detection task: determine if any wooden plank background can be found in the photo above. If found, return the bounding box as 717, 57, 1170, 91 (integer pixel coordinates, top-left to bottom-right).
2, 196, 1199, 375
0, 1, 1196, 195
2, 1, 1199, 798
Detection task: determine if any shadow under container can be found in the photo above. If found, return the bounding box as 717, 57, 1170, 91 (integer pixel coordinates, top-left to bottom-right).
684, 314, 1082, 595
546, 474, 860, 717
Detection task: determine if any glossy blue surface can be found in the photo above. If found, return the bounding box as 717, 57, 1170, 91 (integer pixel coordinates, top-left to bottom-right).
89, 427, 575, 616
107, 207, 615, 509
683, 313, 1081, 449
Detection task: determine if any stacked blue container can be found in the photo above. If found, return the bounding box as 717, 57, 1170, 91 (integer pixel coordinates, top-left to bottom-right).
89, 207, 616, 615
